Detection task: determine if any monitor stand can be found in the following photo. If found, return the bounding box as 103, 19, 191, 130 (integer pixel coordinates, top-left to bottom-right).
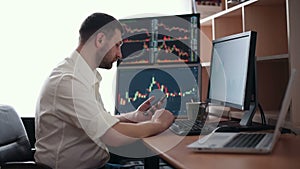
216, 102, 275, 132
239, 102, 256, 126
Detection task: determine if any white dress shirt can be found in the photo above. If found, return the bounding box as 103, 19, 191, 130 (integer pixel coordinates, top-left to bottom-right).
35, 51, 119, 169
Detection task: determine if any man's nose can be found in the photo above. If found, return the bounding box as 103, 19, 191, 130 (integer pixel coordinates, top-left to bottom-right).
117, 47, 122, 59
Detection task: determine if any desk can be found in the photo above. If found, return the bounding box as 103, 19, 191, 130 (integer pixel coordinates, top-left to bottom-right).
143, 130, 300, 169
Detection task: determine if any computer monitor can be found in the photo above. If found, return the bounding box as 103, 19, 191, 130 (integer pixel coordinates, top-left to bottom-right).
115, 64, 201, 116
207, 31, 257, 126
118, 13, 200, 66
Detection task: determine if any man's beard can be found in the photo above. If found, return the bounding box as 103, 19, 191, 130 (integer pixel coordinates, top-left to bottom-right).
98, 62, 113, 69
98, 54, 113, 69
97, 46, 113, 69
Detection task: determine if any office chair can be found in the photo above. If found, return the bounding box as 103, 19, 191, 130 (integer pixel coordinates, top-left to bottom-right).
0, 105, 51, 169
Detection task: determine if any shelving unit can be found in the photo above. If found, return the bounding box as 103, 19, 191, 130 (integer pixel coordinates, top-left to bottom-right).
196, 3, 222, 19
197, 0, 299, 130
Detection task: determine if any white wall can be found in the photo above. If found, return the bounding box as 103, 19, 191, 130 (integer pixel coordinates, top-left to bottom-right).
0, 0, 192, 117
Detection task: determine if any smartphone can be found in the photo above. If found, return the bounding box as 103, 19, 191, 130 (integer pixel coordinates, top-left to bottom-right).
144, 94, 167, 116
150, 94, 167, 108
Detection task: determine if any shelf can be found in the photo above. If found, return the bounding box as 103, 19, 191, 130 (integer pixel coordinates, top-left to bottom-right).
256, 54, 288, 61
253, 0, 286, 6
200, 53, 289, 67
227, 0, 246, 8
200, 0, 258, 24
197, 4, 222, 19
197, 0, 299, 131
200, 0, 286, 26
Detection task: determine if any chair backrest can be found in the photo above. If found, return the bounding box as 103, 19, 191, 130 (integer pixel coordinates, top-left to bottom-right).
0, 105, 33, 164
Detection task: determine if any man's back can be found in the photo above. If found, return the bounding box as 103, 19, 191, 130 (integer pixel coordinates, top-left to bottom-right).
35, 52, 119, 169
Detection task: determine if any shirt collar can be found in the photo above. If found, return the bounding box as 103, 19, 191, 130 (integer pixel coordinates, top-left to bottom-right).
70, 51, 102, 85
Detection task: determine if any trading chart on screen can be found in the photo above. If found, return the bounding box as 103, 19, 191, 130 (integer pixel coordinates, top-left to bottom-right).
118, 14, 200, 66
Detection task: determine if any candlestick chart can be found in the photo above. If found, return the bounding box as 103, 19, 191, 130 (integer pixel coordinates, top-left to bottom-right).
115, 65, 200, 115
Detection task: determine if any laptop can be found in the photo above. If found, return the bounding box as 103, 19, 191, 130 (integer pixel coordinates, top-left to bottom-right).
187, 69, 296, 153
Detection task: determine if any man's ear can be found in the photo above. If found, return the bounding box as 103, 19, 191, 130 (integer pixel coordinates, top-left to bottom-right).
96, 32, 105, 47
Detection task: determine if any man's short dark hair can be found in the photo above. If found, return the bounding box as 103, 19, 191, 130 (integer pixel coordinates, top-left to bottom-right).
79, 13, 123, 44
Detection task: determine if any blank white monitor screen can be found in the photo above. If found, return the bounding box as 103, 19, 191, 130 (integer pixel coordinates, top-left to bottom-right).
209, 33, 252, 110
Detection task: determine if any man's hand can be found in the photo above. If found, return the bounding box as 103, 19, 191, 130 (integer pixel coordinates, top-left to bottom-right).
151, 109, 175, 132
116, 95, 168, 123
134, 96, 157, 122
136, 95, 167, 122
137, 96, 155, 112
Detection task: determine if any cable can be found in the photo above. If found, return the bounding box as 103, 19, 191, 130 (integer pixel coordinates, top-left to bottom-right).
258, 103, 266, 125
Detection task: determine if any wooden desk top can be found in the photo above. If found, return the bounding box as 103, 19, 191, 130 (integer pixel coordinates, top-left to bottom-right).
143, 130, 300, 169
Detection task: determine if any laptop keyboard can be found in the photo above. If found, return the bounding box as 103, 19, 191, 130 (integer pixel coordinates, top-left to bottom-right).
169, 119, 275, 137
169, 119, 216, 136
224, 133, 266, 148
